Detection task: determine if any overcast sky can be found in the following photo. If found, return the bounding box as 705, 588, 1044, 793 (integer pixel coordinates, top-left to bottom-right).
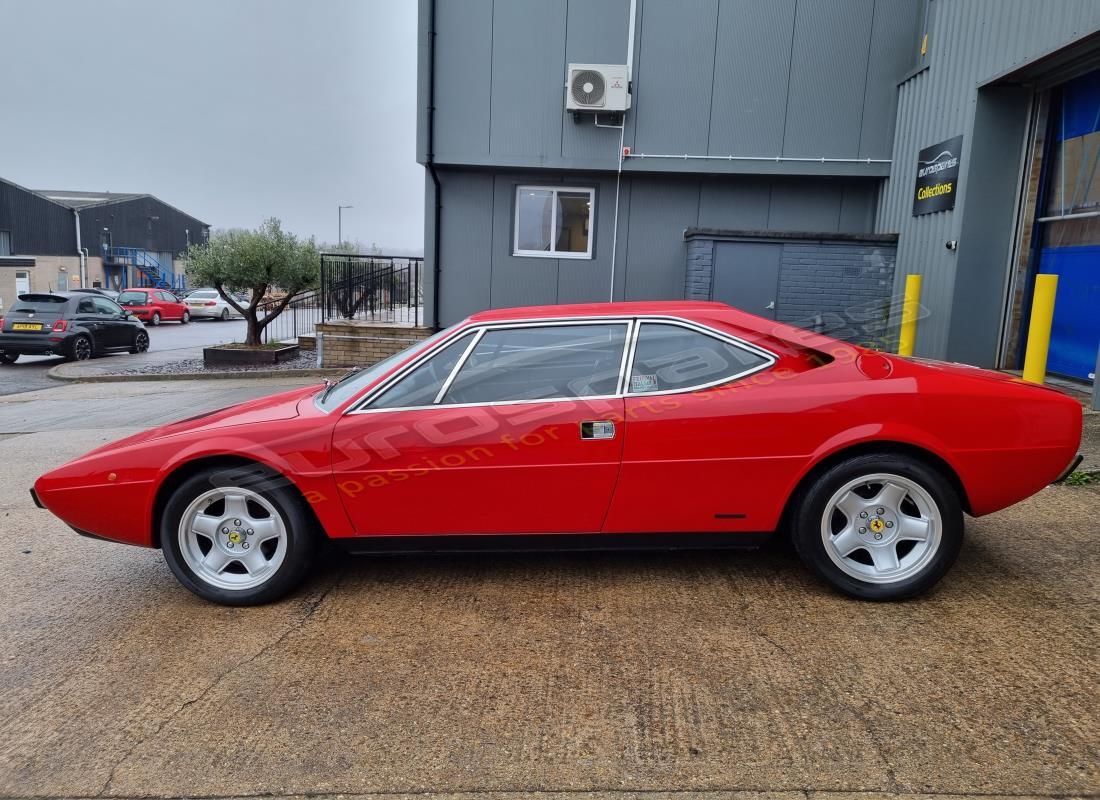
0, 0, 424, 252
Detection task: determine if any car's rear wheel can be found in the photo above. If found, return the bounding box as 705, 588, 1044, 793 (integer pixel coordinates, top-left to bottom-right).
69, 335, 93, 362
220, 308, 230, 321
161, 466, 318, 605
130, 330, 150, 354
791, 453, 963, 600
181, 311, 190, 324
0, 352, 17, 364
150, 311, 161, 326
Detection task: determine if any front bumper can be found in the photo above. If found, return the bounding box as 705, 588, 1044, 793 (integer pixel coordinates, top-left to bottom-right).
1052, 454, 1084, 484
30, 487, 45, 509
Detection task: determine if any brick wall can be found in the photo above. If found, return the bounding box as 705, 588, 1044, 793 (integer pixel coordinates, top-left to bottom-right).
683, 232, 898, 349
317, 320, 435, 368
776, 242, 897, 349
685, 239, 714, 300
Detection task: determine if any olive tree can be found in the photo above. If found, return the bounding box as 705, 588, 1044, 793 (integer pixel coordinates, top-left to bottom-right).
186, 218, 319, 346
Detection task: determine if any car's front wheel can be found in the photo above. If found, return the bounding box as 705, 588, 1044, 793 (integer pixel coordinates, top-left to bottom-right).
791, 453, 963, 600
160, 466, 318, 605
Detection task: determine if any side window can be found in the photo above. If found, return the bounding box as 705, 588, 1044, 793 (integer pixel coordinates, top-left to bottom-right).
442, 324, 628, 404
368, 332, 475, 409
94, 297, 122, 315
77, 298, 96, 314
628, 323, 771, 393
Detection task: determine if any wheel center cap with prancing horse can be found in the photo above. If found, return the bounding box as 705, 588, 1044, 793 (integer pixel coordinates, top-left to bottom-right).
869, 517, 886, 534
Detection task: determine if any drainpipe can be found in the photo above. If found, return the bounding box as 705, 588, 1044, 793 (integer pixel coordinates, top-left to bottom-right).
73, 209, 87, 288
426, 0, 442, 329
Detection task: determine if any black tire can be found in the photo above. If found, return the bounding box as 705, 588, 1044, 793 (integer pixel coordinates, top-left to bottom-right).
150, 311, 161, 326
0, 352, 17, 364
160, 466, 319, 605
68, 335, 93, 362
181, 311, 190, 324
129, 329, 150, 354
220, 308, 230, 321
791, 453, 963, 601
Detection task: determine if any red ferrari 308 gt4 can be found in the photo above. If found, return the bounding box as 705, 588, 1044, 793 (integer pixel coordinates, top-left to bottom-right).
32, 301, 1082, 605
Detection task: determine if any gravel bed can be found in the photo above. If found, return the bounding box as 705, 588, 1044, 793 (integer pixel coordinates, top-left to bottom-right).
111, 350, 324, 375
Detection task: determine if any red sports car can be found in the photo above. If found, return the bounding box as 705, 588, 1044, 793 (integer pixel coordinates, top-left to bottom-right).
32, 301, 1082, 605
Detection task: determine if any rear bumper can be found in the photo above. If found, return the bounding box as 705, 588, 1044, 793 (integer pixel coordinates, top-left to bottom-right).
0, 333, 66, 355
187, 307, 229, 318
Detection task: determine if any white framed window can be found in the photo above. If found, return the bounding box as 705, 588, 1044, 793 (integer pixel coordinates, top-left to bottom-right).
513, 185, 594, 259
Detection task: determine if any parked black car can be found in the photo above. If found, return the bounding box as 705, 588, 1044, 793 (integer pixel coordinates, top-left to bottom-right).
0, 293, 149, 363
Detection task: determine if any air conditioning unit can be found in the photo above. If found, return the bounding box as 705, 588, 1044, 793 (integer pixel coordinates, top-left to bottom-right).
565, 64, 630, 113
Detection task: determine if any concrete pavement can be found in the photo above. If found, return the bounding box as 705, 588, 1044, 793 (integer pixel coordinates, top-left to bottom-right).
0, 378, 1097, 799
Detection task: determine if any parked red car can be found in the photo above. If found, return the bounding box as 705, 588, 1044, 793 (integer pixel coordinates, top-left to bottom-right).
32, 301, 1082, 605
116, 288, 190, 325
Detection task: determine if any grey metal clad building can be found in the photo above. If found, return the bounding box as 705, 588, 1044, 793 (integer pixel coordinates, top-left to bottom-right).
0, 177, 209, 304
418, 0, 1100, 385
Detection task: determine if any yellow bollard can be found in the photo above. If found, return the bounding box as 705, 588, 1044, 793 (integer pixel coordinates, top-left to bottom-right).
897, 273, 923, 356
1023, 273, 1058, 384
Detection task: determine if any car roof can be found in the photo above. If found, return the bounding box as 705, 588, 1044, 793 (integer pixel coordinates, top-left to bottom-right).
462, 300, 849, 354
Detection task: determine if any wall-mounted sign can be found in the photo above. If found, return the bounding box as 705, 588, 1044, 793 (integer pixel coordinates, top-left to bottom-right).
913, 135, 962, 215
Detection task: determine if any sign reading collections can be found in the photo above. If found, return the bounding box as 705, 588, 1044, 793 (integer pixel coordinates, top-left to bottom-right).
913, 135, 963, 215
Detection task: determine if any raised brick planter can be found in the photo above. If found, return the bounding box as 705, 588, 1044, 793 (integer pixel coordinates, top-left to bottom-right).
203, 344, 300, 366
316, 320, 435, 368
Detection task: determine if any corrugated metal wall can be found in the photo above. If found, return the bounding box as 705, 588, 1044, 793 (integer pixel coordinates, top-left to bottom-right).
79, 196, 208, 258
876, 0, 1100, 359
0, 179, 77, 256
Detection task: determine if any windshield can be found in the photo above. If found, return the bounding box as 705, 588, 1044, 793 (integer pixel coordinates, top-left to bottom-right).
314, 325, 460, 412
117, 291, 148, 306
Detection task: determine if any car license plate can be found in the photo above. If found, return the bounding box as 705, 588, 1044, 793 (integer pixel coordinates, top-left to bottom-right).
188, 302, 204, 307
12, 323, 43, 331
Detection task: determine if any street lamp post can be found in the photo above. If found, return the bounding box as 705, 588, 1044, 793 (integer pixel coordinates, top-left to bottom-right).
338, 205, 353, 248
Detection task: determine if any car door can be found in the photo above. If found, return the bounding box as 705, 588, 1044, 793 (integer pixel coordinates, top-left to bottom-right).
72, 297, 107, 347
601, 320, 781, 535
93, 296, 130, 347
330, 321, 630, 536
163, 291, 186, 319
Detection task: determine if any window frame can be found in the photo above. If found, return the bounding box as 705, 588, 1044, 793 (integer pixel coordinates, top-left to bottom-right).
512, 185, 595, 260
345, 315, 777, 415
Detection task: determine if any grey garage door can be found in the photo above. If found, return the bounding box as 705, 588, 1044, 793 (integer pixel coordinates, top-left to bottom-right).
712, 241, 781, 320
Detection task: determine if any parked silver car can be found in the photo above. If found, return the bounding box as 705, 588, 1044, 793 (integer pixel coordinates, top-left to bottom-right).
183, 289, 245, 321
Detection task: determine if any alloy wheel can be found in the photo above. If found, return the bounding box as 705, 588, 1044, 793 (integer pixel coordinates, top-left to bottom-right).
133, 331, 149, 353
178, 487, 288, 591
820, 472, 942, 584
151, 312, 161, 326
72, 337, 92, 361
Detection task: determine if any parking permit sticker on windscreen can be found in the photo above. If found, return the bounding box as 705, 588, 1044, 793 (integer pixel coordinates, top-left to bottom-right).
631, 374, 659, 392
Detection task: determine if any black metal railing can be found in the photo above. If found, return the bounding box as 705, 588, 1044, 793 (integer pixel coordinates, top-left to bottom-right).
260, 254, 423, 344
321, 254, 423, 326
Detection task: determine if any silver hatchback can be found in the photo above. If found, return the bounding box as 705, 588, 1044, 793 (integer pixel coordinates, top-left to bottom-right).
183, 289, 246, 321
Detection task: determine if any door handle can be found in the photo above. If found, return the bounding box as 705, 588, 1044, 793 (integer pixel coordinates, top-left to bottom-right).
580, 420, 616, 440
